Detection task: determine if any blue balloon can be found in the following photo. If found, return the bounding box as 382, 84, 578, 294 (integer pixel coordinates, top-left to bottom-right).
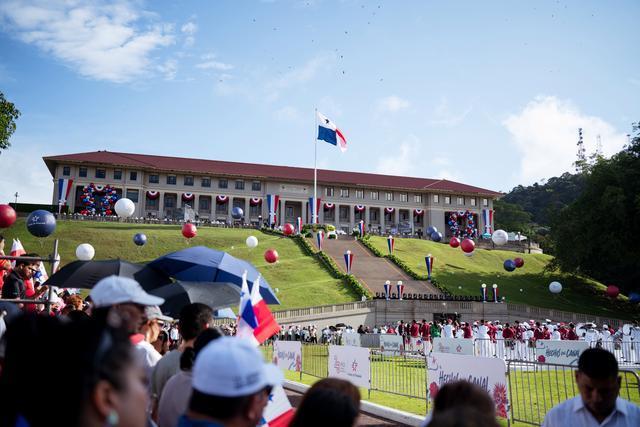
231, 206, 244, 220
26, 210, 56, 238
427, 226, 437, 235
629, 292, 640, 303
503, 259, 516, 272
133, 233, 147, 246
430, 231, 443, 242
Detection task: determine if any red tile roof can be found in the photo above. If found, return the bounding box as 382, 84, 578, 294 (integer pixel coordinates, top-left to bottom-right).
43, 151, 501, 196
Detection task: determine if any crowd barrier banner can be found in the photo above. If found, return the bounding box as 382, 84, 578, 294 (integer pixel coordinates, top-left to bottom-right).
427, 353, 508, 418
328, 345, 371, 389
535, 340, 589, 365
342, 332, 361, 347
380, 335, 403, 355
432, 337, 474, 355
273, 341, 302, 372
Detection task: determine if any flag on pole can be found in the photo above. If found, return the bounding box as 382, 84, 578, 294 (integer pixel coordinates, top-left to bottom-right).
397, 282, 405, 300
57, 178, 74, 206
343, 250, 354, 275
425, 254, 434, 281
315, 230, 324, 251
383, 282, 391, 300
358, 220, 365, 237
296, 217, 303, 234
308, 197, 321, 224
237, 272, 281, 346
317, 112, 347, 152
387, 235, 395, 255
482, 209, 494, 235
266, 195, 280, 226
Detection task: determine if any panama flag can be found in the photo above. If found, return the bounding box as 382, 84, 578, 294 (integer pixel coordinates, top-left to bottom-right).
387, 235, 395, 255
397, 282, 405, 300
308, 197, 321, 224
57, 178, 74, 205
10, 238, 26, 268
317, 112, 347, 152
259, 383, 295, 427
237, 272, 281, 346
266, 194, 280, 226
315, 230, 324, 251
343, 250, 354, 275
296, 217, 303, 234
358, 220, 365, 237
383, 282, 391, 300
425, 254, 434, 280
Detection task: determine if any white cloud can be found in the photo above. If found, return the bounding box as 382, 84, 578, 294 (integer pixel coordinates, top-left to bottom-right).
428, 97, 472, 127
0, 144, 52, 204
196, 61, 234, 71
273, 106, 301, 121
181, 21, 197, 47
503, 95, 628, 184
377, 95, 410, 113
157, 58, 177, 80
265, 53, 336, 100
375, 137, 421, 176
0, 0, 174, 83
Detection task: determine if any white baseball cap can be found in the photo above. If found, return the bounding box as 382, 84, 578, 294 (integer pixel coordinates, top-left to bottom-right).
192, 336, 283, 397
145, 305, 174, 323
90, 275, 165, 308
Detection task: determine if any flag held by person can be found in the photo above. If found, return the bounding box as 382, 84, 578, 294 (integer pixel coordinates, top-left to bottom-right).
317, 112, 347, 152
237, 272, 281, 346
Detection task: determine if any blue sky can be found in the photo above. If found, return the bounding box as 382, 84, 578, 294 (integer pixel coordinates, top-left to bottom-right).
0, 0, 638, 203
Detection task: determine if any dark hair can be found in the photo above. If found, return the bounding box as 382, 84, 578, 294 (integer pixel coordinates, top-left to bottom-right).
428, 407, 500, 427
432, 381, 495, 418
290, 378, 360, 427
578, 348, 618, 379
14, 253, 40, 268
189, 389, 258, 420
178, 303, 214, 341
179, 327, 223, 370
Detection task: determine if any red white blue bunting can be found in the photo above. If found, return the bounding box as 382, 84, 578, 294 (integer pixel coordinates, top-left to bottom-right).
414, 209, 424, 216
146, 190, 160, 200
384, 207, 395, 214
250, 197, 262, 206
354, 205, 365, 212
324, 202, 335, 210
182, 192, 195, 202
216, 195, 229, 203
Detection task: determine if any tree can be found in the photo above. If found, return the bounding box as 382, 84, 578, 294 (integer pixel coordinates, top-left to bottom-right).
493, 199, 532, 232
0, 91, 21, 153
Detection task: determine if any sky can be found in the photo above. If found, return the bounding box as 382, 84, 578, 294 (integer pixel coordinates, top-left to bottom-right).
0, 0, 638, 203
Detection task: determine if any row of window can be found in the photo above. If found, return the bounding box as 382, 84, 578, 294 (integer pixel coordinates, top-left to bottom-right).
66, 166, 139, 181
325, 187, 488, 206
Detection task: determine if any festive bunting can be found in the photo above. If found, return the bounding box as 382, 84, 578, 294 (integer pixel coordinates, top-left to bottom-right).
383, 282, 391, 300
146, 190, 160, 199
358, 220, 365, 237
425, 254, 434, 280
354, 205, 365, 212
343, 250, 354, 275
296, 217, 303, 234
182, 192, 195, 202
308, 197, 321, 224
216, 195, 229, 203
482, 209, 494, 235
250, 197, 262, 206
324, 202, 335, 209
387, 235, 395, 254
384, 207, 395, 214
413, 208, 424, 216
266, 194, 280, 225
315, 230, 324, 251
397, 282, 405, 300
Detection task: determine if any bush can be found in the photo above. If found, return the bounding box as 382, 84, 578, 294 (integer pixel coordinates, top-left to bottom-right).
328, 234, 337, 239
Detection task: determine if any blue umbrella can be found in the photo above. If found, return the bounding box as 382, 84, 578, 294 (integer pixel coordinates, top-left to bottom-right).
148, 246, 280, 304
213, 307, 237, 319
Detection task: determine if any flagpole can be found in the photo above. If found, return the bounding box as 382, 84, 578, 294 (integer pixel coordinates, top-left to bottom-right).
313, 108, 318, 224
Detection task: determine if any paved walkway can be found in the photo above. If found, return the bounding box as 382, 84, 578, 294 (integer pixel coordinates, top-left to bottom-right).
322, 237, 440, 296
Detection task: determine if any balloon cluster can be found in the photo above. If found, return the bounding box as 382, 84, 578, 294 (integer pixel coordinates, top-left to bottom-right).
448, 210, 476, 239
503, 257, 524, 272
80, 184, 119, 215
426, 226, 442, 242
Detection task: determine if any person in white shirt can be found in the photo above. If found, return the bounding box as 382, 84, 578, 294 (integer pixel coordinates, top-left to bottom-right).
631, 325, 640, 363
551, 325, 561, 341
542, 348, 640, 427
495, 325, 505, 359
601, 325, 614, 353
477, 320, 490, 357
442, 319, 454, 338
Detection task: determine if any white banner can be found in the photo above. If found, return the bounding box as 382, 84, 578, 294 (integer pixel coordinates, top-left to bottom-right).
342, 333, 361, 347
273, 341, 302, 372
432, 337, 474, 355
535, 340, 589, 366
328, 345, 371, 389
380, 334, 404, 355
427, 353, 508, 418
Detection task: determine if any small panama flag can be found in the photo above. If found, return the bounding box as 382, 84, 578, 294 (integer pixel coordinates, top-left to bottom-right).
358, 220, 365, 238
236, 271, 281, 346
259, 382, 295, 427
425, 254, 434, 281
344, 250, 354, 275
387, 235, 395, 255
397, 282, 405, 300
383, 281, 391, 300
317, 112, 347, 152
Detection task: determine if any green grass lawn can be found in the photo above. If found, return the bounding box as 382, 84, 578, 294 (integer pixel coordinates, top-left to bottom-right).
366, 236, 637, 319
2, 219, 359, 310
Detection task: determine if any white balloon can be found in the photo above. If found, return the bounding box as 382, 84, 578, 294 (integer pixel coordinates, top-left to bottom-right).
114, 198, 135, 218
246, 235, 259, 248
76, 243, 95, 261
491, 229, 509, 246
463, 250, 474, 257
549, 281, 563, 294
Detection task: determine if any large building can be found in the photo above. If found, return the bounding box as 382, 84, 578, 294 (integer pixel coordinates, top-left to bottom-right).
43, 151, 500, 236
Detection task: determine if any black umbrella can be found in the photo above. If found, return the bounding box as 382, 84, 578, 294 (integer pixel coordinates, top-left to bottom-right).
43, 260, 171, 290
149, 281, 242, 318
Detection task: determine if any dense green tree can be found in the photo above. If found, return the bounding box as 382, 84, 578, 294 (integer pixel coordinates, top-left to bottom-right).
493, 199, 532, 231
0, 91, 20, 153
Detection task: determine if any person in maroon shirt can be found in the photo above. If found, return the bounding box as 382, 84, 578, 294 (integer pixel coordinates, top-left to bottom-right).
420, 319, 430, 341
542, 325, 551, 340
565, 323, 579, 340
488, 322, 497, 342
533, 322, 545, 341
463, 322, 473, 339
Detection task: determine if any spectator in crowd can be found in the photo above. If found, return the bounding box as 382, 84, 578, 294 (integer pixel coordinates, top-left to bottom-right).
1, 254, 48, 302
542, 348, 640, 426
290, 378, 361, 427
0, 235, 11, 291
178, 336, 282, 427
422, 380, 498, 427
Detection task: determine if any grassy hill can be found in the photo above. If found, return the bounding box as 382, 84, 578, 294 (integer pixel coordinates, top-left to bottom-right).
1, 219, 359, 310
366, 236, 637, 319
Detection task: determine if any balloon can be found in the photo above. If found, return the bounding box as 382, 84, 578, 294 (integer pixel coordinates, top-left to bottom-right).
463, 251, 474, 257
264, 248, 279, 264
430, 231, 442, 242
246, 235, 259, 248
426, 226, 437, 235
514, 257, 525, 268
26, 210, 56, 238
182, 223, 197, 239
606, 285, 619, 298
492, 230, 509, 246
503, 259, 516, 272
460, 238, 475, 253
231, 207, 244, 220
283, 223, 295, 236
133, 233, 147, 246
449, 237, 460, 248
114, 198, 135, 218
75, 243, 95, 261
0, 204, 17, 228
549, 281, 562, 294
629, 293, 640, 303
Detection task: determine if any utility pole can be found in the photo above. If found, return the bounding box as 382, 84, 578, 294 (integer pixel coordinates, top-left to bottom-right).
14, 192, 18, 206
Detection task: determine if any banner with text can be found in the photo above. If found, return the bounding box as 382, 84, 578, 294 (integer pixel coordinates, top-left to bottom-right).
380, 334, 404, 355
342, 333, 361, 347
535, 340, 589, 365
273, 341, 302, 372
432, 337, 474, 355
427, 353, 508, 418
329, 345, 371, 389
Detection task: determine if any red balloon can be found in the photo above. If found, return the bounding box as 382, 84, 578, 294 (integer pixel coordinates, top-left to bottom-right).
460, 238, 475, 253
0, 204, 17, 228
449, 237, 460, 248
606, 285, 619, 298
182, 223, 197, 239
514, 257, 525, 268
283, 223, 295, 236
264, 248, 279, 264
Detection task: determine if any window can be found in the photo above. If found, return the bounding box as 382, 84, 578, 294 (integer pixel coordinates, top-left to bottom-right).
250, 205, 261, 216
339, 206, 349, 220
218, 179, 228, 189
199, 197, 211, 211
483, 198, 489, 207
340, 188, 349, 198
149, 174, 159, 184
444, 196, 451, 204
235, 180, 244, 190
164, 197, 175, 208
62, 166, 70, 176
216, 202, 228, 214
252, 181, 261, 191
457, 197, 464, 205
400, 193, 408, 202
145, 198, 158, 210
126, 189, 139, 203
184, 176, 194, 186
129, 171, 137, 181
79, 167, 87, 178
470, 197, 476, 206
433, 194, 439, 203
370, 209, 378, 221
414, 194, 422, 203
355, 189, 364, 199
113, 170, 122, 180
167, 175, 177, 185
325, 187, 334, 197
371, 191, 379, 200
286, 206, 294, 217
201, 178, 211, 187
95, 169, 106, 179
385, 192, 394, 201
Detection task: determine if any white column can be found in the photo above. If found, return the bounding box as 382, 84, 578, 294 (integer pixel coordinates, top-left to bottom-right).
349, 205, 355, 230
380, 207, 385, 232
244, 198, 250, 225
394, 209, 400, 228
159, 192, 165, 218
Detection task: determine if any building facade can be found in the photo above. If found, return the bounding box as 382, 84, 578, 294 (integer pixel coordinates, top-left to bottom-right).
44, 151, 500, 236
